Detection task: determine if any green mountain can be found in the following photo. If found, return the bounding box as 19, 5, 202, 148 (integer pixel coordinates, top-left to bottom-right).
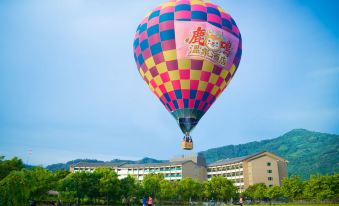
199, 129, 339, 180
46, 129, 338, 180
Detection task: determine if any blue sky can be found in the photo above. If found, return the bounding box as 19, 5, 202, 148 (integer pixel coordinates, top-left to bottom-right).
0, 0, 338, 166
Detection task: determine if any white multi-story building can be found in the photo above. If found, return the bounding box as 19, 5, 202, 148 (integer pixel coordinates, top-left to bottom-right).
70, 158, 207, 181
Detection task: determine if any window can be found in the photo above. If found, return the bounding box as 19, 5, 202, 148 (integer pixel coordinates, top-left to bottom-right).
267, 170, 272, 173
267, 162, 271, 166
268, 177, 273, 181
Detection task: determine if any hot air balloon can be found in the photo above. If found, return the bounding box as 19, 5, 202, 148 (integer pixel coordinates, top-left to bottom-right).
133, 0, 242, 150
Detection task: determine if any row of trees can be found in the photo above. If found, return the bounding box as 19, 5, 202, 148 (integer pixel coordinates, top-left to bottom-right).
58, 170, 237, 204
0, 156, 338, 205
0, 157, 238, 205
243, 175, 339, 202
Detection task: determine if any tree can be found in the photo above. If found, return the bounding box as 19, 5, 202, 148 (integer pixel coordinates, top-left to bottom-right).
266, 185, 283, 202
95, 167, 120, 205
303, 174, 337, 201
204, 176, 237, 202
177, 178, 201, 202
159, 180, 178, 202
0, 170, 30, 206
85, 172, 101, 204
243, 183, 267, 202
53, 170, 70, 180
281, 176, 304, 201
0, 156, 24, 180
143, 174, 163, 199
242, 184, 255, 201
58, 172, 95, 204
25, 167, 56, 201
253, 183, 267, 201
332, 174, 339, 200
120, 175, 138, 204
0, 168, 57, 206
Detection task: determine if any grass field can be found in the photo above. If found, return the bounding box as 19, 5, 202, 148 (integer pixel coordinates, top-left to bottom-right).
144, 204, 339, 206
80, 203, 339, 206
248, 205, 339, 206
157, 204, 339, 206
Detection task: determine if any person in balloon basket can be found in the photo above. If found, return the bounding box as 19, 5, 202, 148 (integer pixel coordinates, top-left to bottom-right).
148, 196, 153, 206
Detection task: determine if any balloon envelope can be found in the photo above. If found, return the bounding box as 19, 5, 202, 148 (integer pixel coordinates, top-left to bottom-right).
133, 0, 242, 136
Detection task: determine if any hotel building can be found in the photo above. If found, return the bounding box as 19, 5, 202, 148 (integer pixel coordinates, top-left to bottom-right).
207, 151, 288, 191
70, 151, 287, 190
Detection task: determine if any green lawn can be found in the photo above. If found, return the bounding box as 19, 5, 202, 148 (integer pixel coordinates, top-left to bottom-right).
80, 204, 339, 206
250, 205, 339, 206
158, 204, 339, 206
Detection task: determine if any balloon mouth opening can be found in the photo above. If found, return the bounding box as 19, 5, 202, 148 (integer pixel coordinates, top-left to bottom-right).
179, 117, 199, 134
171, 108, 205, 134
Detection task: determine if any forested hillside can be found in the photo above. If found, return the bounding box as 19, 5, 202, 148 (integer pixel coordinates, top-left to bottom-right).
199, 129, 339, 179
46, 129, 338, 180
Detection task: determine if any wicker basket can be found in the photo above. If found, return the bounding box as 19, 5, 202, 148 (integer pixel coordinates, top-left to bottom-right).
181, 141, 193, 150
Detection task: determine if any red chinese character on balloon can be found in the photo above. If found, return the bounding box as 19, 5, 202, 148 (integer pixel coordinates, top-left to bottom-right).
221, 41, 232, 57
188, 27, 206, 46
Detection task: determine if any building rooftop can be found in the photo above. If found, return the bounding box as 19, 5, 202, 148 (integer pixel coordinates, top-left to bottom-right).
71, 162, 127, 168
119, 160, 192, 168
208, 151, 270, 167
71, 160, 193, 168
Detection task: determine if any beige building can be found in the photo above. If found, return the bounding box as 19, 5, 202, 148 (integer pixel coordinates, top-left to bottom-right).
70, 151, 287, 191
207, 151, 288, 191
